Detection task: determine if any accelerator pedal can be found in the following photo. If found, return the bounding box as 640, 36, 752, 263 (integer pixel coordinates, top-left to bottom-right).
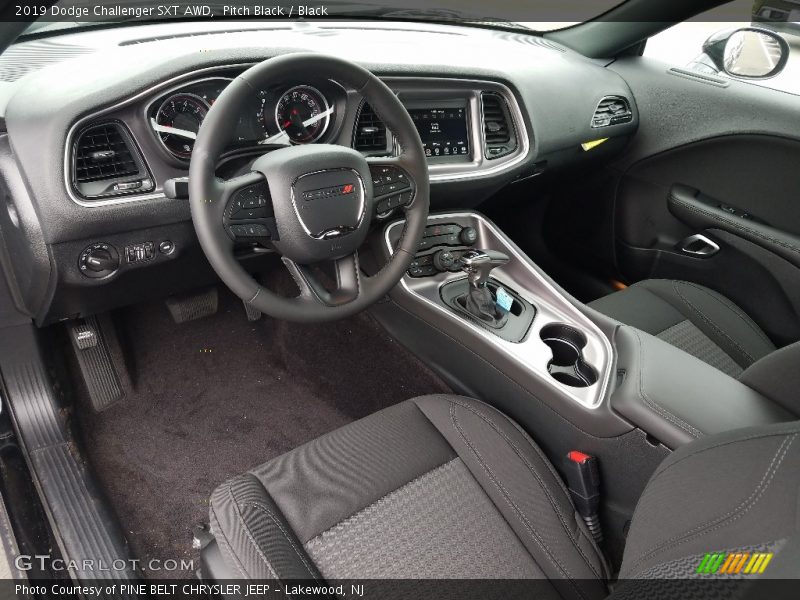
165, 287, 219, 324
67, 314, 126, 412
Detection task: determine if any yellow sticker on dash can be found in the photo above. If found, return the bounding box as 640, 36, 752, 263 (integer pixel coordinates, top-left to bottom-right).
581, 138, 609, 151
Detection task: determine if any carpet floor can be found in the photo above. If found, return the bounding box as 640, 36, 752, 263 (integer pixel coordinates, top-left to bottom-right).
70, 288, 450, 578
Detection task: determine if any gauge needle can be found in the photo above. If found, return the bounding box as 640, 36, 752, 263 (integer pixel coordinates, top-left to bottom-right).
261, 106, 334, 145
150, 118, 197, 140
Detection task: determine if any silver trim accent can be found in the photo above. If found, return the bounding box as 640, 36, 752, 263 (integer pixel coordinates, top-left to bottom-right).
290, 168, 366, 239
274, 84, 331, 145
64, 66, 532, 206
381, 77, 531, 183
679, 233, 721, 257
152, 92, 210, 159
384, 212, 613, 409
64, 66, 251, 207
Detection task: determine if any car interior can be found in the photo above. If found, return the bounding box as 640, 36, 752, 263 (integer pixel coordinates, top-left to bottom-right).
0, 0, 799, 596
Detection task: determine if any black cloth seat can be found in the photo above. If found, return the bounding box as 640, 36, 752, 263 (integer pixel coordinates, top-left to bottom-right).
589, 279, 775, 378
208, 395, 800, 597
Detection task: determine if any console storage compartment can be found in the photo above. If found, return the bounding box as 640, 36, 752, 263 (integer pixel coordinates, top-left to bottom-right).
610, 325, 792, 449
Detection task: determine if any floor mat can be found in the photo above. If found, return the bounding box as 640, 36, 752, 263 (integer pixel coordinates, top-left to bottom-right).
71, 289, 450, 578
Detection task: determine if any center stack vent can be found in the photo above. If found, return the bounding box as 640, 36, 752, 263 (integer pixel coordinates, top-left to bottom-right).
481, 93, 517, 159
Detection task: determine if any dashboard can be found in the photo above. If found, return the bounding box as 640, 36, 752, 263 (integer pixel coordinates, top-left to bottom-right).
0, 21, 638, 324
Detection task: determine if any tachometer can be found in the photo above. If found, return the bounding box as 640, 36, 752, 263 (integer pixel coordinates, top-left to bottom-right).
273, 85, 331, 144
151, 93, 209, 159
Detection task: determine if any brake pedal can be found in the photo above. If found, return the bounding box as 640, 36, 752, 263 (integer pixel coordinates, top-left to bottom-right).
67, 315, 126, 412
242, 300, 262, 321
165, 287, 218, 324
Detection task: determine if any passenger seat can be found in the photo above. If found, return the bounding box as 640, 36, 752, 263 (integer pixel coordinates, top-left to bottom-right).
589, 279, 775, 379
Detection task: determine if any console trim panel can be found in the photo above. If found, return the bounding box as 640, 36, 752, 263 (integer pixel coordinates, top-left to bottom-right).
384, 212, 613, 409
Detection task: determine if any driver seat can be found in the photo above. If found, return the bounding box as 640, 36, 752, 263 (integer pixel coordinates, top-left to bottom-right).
206, 395, 800, 596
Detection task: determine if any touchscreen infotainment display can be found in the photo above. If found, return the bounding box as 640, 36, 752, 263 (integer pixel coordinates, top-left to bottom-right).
408, 106, 470, 159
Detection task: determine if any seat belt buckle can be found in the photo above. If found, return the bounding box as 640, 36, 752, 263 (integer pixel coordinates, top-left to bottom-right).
564, 451, 603, 544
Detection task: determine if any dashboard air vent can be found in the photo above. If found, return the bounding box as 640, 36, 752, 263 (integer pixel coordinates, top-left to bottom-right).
354, 103, 388, 153
72, 122, 153, 200
481, 93, 517, 160
591, 96, 633, 128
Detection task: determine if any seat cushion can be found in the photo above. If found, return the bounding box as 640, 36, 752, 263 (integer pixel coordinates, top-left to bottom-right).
589, 279, 775, 377
209, 395, 608, 598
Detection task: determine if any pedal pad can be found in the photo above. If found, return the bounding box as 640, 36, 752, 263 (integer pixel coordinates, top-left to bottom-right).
165, 287, 218, 324
67, 315, 125, 412
242, 300, 262, 321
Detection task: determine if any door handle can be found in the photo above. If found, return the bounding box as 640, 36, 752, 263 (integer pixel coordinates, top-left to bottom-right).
678, 233, 720, 257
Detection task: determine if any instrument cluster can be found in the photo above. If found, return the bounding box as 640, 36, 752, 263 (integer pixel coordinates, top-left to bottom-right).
146, 76, 343, 161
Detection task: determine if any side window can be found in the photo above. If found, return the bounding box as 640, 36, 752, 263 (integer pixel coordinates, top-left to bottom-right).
643, 0, 799, 95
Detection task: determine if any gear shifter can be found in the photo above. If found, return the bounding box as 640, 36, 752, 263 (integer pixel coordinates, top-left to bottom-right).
459, 249, 511, 326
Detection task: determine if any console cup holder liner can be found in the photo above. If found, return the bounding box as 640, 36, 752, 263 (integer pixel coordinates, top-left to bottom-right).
540, 323, 598, 387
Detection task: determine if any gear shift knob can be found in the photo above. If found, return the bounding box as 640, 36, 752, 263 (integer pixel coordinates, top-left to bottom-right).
461, 249, 510, 289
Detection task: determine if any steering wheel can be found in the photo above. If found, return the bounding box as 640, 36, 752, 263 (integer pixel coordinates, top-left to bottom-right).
189, 53, 429, 322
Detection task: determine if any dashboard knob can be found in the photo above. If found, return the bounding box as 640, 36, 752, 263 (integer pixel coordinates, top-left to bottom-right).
433, 250, 456, 272
79, 243, 119, 278
459, 226, 478, 245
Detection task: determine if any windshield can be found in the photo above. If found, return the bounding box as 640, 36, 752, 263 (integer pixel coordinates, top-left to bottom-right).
19, 0, 627, 37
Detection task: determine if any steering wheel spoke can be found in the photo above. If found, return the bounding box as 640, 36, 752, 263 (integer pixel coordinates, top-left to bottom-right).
282, 252, 362, 307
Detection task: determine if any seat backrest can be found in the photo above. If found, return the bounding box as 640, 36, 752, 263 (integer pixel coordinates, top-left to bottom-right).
617, 420, 800, 583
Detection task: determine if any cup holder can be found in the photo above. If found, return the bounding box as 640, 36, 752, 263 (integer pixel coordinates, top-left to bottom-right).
540, 324, 598, 388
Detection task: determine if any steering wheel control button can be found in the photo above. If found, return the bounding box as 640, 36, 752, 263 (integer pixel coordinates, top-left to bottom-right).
79, 243, 120, 278
229, 183, 271, 220
370, 165, 412, 198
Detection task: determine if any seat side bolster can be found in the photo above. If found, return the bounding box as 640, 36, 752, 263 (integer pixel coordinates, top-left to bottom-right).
412, 394, 608, 600
620, 421, 800, 579
740, 341, 800, 417
209, 473, 323, 581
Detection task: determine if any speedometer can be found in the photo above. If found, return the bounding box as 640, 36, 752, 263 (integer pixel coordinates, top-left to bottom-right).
273, 85, 331, 144
151, 93, 209, 159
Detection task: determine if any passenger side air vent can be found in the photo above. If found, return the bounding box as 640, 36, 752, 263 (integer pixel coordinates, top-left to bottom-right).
354, 103, 388, 154
481, 93, 517, 160
72, 121, 154, 201
591, 96, 633, 128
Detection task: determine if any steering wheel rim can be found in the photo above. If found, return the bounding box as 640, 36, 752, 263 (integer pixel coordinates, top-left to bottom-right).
189, 53, 429, 322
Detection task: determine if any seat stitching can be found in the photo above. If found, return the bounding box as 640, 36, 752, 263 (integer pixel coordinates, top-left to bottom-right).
650, 426, 800, 481
209, 500, 249, 578
242, 502, 319, 579
446, 397, 603, 579
633, 329, 702, 438
225, 481, 280, 579
678, 281, 774, 349
671, 281, 754, 365
449, 402, 590, 600
627, 433, 796, 576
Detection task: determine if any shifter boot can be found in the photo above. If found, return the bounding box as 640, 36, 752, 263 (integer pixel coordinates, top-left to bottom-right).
464, 286, 508, 327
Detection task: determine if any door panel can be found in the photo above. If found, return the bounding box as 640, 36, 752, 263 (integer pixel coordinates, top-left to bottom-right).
608, 57, 800, 345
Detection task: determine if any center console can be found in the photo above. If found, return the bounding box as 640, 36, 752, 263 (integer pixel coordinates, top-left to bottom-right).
373, 210, 794, 560
383, 212, 614, 411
